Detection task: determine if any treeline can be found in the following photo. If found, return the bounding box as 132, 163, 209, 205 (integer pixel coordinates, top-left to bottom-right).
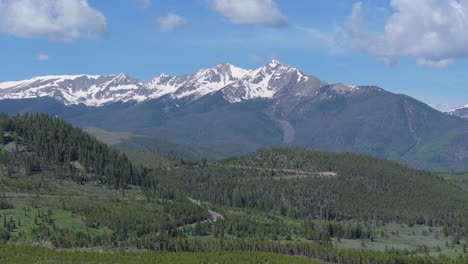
0, 113, 148, 187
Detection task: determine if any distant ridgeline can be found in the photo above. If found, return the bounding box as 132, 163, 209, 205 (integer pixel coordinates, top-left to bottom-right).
0, 113, 147, 188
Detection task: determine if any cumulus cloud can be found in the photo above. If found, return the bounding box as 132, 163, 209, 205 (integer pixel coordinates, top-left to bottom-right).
157, 13, 187, 32
210, 0, 286, 26
0, 0, 107, 41
346, 0, 468, 68
36, 54, 49, 61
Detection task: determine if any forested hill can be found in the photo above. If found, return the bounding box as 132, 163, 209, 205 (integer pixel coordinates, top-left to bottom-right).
164, 148, 468, 226
0, 113, 146, 187
220, 148, 434, 176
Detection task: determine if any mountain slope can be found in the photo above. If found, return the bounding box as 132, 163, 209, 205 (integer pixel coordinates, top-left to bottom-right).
0, 113, 145, 186
287, 86, 468, 171
83, 126, 225, 161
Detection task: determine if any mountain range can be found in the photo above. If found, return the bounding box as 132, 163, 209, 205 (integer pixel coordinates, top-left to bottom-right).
0, 60, 467, 171
0, 60, 306, 106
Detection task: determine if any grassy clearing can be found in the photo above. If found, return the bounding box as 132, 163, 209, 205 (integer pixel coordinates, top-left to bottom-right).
0, 206, 111, 242
333, 223, 465, 257
217, 205, 466, 257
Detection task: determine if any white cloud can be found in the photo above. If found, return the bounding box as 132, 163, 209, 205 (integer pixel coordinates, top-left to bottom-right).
346, 0, 468, 68
210, 0, 286, 26
36, 54, 49, 61
416, 58, 454, 68
0, 0, 107, 41
157, 13, 187, 32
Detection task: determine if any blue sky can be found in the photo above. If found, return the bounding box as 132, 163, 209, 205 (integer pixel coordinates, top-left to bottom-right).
0, 0, 467, 110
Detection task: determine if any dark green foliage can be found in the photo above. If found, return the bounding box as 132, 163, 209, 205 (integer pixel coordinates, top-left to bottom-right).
156, 148, 468, 228
0, 113, 146, 188
61, 198, 208, 243
0, 199, 13, 210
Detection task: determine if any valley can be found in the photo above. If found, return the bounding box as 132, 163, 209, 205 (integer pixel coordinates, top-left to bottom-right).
2, 1, 468, 262
1, 114, 468, 263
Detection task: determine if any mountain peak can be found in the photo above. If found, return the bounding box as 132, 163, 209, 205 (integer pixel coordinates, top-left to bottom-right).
212, 63, 250, 77
157, 73, 170, 78
221, 60, 325, 103
268, 59, 282, 68
113, 73, 129, 82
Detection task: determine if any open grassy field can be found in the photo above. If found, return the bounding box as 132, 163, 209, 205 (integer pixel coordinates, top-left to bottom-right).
332, 223, 464, 257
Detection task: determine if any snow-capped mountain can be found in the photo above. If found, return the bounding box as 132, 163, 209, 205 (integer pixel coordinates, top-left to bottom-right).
447, 105, 468, 119
146, 63, 250, 101
221, 60, 325, 103
0, 74, 145, 107
0, 60, 357, 107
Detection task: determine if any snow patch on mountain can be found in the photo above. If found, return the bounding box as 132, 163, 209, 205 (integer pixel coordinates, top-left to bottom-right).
146, 63, 251, 101
0, 74, 144, 107
328, 83, 360, 93
172, 63, 251, 100
221, 60, 316, 103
